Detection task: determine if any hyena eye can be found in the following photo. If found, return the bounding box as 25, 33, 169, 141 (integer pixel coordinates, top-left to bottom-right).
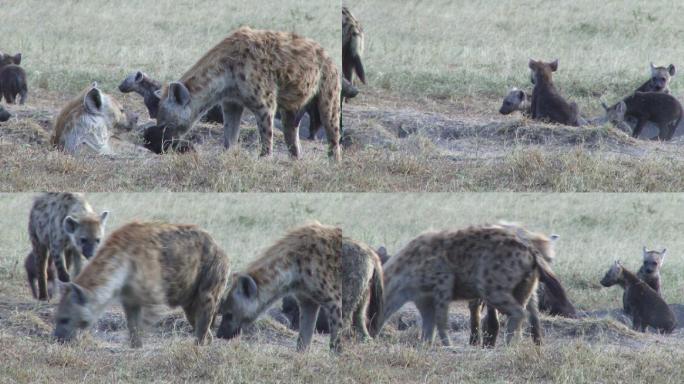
79, 320, 89, 328
95, 238, 101, 244
59, 318, 69, 325
80, 238, 88, 245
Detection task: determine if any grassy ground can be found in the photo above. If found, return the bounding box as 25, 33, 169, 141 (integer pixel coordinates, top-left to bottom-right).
2, 193, 684, 382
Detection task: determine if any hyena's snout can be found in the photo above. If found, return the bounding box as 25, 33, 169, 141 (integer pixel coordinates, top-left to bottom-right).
216, 315, 241, 340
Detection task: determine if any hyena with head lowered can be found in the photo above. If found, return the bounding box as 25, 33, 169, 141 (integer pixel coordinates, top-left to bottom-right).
29, 193, 109, 301
380, 224, 568, 346
156, 27, 341, 160
217, 222, 383, 352
623, 247, 666, 315
51, 82, 138, 154
53, 222, 230, 347
342, 7, 366, 86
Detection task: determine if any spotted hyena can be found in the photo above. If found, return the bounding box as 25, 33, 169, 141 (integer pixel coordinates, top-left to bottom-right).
623, 247, 666, 315
156, 27, 341, 160
529, 59, 581, 126
53, 222, 230, 347
499, 88, 530, 116
29, 193, 109, 301
636, 63, 676, 94
51, 82, 138, 154
380, 224, 568, 347
217, 223, 382, 352
342, 7, 365, 86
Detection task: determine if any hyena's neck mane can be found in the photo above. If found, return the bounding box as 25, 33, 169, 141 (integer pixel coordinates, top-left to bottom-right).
74, 252, 130, 313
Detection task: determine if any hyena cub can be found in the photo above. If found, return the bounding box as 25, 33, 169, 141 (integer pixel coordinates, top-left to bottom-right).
0, 105, 10, 122
636, 63, 676, 94
0, 64, 28, 104
0, 52, 21, 68
25, 250, 57, 299
601, 261, 676, 333
217, 223, 343, 351
53, 222, 230, 347
342, 7, 366, 86
381, 224, 567, 347
623, 247, 666, 315
529, 59, 581, 126
52, 82, 138, 154
118, 70, 223, 122
156, 27, 341, 160
28, 193, 109, 301
499, 88, 530, 116
602, 92, 682, 140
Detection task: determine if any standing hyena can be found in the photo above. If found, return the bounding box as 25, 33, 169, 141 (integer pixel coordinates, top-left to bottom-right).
51, 82, 138, 154
217, 223, 382, 352
342, 7, 366, 86
28, 193, 109, 301
623, 247, 666, 315
380, 225, 568, 346
156, 27, 341, 160
217, 223, 343, 352
53, 222, 230, 347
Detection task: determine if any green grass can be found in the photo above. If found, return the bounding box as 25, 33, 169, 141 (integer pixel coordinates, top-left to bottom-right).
2, 0, 340, 94
346, 0, 684, 111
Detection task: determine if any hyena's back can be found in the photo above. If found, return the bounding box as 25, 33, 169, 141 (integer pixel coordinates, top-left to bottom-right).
78, 222, 230, 309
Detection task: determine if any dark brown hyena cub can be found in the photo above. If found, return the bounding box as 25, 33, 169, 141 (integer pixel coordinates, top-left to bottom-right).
601, 261, 676, 334
602, 92, 682, 140
0, 65, 28, 104
25, 251, 57, 299
528, 59, 580, 126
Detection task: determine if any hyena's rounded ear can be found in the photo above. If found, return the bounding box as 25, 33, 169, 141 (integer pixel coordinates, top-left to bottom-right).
169, 82, 191, 107
99, 211, 110, 225
153, 89, 163, 100
70, 283, 89, 306
643, 246, 649, 255
238, 274, 257, 299
517, 90, 526, 100
668, 64, 676, 76
134, 71, 144, 83
63, 216, 80, 235
650, 62, 656, 71
661, 248, 667, 260
13, 53, 22, 65
550, 59, 559, 72
528, 58, 536, 69
84, 87, 104, 115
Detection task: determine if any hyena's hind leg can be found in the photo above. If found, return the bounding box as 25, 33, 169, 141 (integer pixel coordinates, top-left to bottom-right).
325, 299, 343, 353
526, 293, 542, 345
33, 242, 50, 301
280, 110, 302, 159
296, 297, 320, 352
317, 67, 341, 161
468, 299, 485, 346
247, 98, 277, 157
487, 293, 526, 345
415, 297, 436, 344
221, 102, 244, 150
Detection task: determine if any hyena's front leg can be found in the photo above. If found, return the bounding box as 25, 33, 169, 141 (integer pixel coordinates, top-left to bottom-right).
280, 110, 301, 159
192, 294, 218, 346
250, 100, 276, 157
526, 294, 542, 345
415, 298, 436, 344
482, 305, 500, 348
66, 248, 83, 278
221, 102, 244, 150
33, 243, 50, 301
123, 303, 143, 348
325, 300, 343, 353
434, 298, 451, 346
296, 297, 320, 352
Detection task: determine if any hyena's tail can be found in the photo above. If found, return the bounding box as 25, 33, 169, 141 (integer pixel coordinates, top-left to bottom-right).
534, 255, 577, 318
367, 255, 385, 337
349, 34, 366, 85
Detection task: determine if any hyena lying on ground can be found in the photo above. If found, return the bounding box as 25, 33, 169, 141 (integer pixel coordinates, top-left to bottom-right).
602, 92, 682, 140
118, 70, 223, 122
51, 82, 138, 154
0, 105, 10, 122
156, 27, 341, 160
342, 7, 365, 86
25, 250, 57, 299
29, 193, 109, 301
529, 59, 581, 126
636, 63, 676, 94
380, 224, 568, 347
601, 261, 676, 333
623, 247, 666, 316
499, 88, 531, 116
53, 222, 230, 347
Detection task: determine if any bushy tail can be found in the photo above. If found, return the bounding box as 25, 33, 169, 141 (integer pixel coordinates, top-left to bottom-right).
367, 257, 384, 337
349, 35, 366, 84
535, 256, 577, 318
